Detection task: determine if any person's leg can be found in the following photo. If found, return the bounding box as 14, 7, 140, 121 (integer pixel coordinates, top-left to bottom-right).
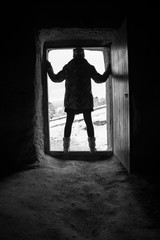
83, 111, 96, 152
63, 112, 75, 152
64, 112, 75, 137
83, 111, 94, 137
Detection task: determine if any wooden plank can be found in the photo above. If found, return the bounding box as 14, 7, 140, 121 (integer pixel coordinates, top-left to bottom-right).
111, 19, 130, 173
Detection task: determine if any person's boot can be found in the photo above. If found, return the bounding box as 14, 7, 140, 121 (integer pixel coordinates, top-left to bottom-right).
63, 137, 70, 152
88, 137, 97, 153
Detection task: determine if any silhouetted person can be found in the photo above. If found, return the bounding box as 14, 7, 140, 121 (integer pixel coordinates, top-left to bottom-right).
46, 47, 111, 152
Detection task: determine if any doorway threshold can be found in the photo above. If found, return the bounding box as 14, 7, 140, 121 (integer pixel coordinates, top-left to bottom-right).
48, 150, 113, 161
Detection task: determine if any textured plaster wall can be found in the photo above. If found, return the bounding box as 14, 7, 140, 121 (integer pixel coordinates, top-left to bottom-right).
34, 41, 45, 162
38, 28, 115, 46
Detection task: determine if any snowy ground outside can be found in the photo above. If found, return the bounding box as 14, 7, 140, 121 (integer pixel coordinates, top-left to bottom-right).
49, 106, 108, 151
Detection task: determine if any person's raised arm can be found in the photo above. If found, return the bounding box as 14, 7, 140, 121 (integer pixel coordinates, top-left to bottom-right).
46, 60, 66, 83
90, 62, 111, 83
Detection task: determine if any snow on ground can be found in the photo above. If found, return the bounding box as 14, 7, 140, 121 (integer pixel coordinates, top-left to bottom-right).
49, 107, 108, 151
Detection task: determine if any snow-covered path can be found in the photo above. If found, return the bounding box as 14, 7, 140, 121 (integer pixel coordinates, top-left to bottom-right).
49, 107, 108, 151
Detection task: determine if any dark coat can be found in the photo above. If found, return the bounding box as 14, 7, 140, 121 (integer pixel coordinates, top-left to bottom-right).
47, 57, 111, 113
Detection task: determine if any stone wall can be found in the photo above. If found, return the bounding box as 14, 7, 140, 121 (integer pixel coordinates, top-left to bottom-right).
1, 26, 37, 175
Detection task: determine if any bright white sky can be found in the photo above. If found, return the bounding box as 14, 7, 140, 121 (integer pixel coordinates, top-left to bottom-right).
48, 49, 106, 103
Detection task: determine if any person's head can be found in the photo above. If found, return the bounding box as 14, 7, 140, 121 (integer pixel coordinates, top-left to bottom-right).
73, 47, 85, 59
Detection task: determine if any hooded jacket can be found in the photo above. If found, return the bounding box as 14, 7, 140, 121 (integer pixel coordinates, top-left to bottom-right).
47, 57, 111, 113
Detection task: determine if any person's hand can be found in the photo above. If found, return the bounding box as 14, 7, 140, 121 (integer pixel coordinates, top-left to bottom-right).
46, 60, 51, 71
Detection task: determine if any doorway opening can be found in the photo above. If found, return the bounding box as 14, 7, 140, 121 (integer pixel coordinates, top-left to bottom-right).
46, 48, 111, 153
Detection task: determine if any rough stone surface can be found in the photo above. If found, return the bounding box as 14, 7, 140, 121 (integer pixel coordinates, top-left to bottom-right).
0, 156, 160, 240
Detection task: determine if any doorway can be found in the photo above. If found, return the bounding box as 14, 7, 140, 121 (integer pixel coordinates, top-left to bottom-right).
46, 47, 112, 153
36, 25, 130, 171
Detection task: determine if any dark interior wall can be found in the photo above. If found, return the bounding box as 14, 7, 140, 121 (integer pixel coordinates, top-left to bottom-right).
1, 4, 159, 176
128, 12, 160, 175
1, 26, 37, 175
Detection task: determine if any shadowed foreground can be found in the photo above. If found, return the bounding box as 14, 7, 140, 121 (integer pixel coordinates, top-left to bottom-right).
0, 156, 160, 240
